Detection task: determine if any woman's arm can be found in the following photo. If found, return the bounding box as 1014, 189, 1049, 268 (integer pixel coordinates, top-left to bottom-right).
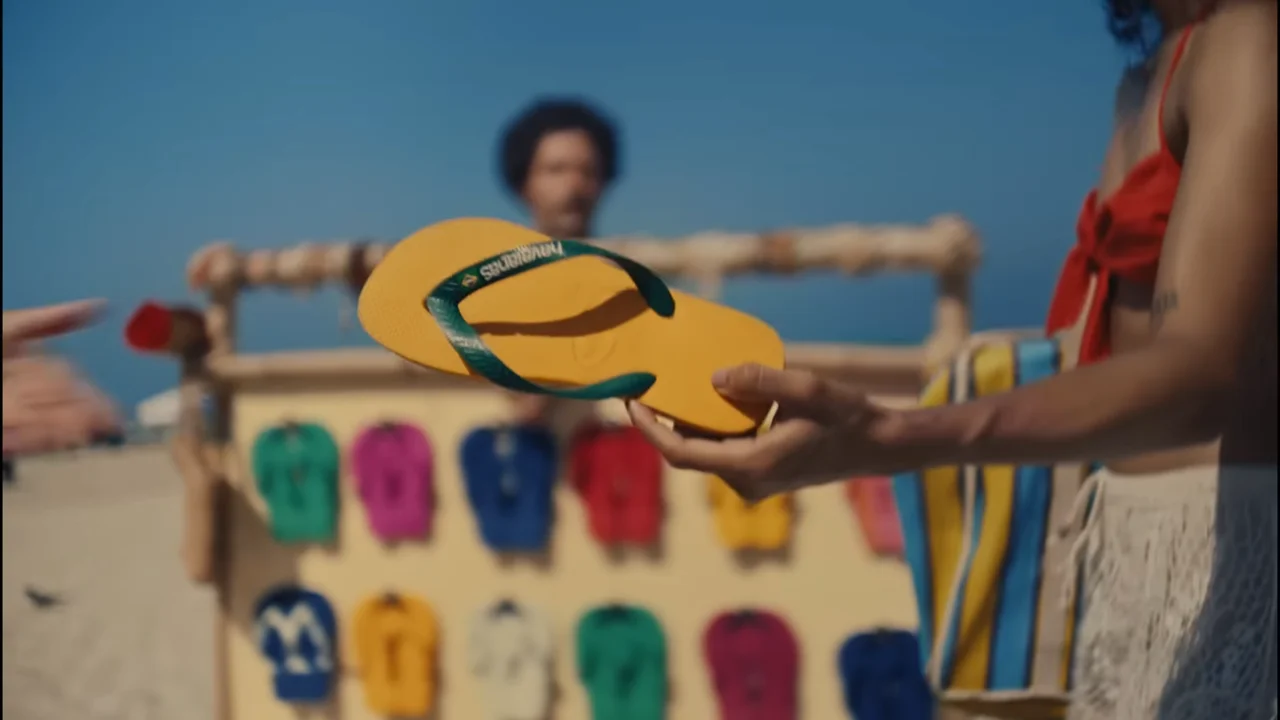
878, 2, 1277, 468
626, 3, 1275, 495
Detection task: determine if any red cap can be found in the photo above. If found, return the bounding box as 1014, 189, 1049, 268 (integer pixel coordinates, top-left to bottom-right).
124, 301, 175, 352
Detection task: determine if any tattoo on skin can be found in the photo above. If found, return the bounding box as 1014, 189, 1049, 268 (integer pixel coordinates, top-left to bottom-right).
1151, 291, 1180, 331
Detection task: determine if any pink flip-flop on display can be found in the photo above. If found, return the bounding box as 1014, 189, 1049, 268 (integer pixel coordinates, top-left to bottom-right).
351, 422, 434, 541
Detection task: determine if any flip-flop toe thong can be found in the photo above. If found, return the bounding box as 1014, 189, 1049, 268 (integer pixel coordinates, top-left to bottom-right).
358, 218, 785, 435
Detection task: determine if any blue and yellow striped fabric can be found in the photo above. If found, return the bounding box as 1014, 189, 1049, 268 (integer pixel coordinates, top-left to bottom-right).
892, 338, 1091, 718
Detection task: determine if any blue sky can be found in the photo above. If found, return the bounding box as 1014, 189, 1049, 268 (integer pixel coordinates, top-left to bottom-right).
3, 0, 1126, 410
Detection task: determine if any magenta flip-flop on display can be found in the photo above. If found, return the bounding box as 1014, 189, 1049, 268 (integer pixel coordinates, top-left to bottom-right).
351, 422, 434, 541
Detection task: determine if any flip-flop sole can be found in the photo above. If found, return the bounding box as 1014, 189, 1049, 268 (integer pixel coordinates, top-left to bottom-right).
358, 218, 785, 435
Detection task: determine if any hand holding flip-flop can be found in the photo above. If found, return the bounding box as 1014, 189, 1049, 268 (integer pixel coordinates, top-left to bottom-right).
627, 364, 896, 501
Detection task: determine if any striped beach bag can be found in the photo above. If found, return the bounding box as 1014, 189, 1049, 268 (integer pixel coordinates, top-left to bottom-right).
891, 333, 1093, 719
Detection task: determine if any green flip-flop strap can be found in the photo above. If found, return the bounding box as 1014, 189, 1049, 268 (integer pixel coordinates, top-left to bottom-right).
424, 238, 675, 400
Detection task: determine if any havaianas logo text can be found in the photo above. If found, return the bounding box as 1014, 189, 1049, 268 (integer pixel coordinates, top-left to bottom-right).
478, 241, 566, 282
443, 329, 488, 352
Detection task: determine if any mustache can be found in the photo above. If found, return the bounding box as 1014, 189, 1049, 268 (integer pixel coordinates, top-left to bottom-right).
560, 194, 595, 215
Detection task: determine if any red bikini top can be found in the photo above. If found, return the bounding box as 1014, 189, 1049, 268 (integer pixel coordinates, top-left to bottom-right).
1045, 23, 1197, 365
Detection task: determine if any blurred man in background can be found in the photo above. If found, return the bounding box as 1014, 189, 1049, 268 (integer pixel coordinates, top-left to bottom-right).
495, 97, 622, 423
498, 96, 620, 240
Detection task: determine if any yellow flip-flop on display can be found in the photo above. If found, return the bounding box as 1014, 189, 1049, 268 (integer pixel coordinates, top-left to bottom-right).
358, 218, 785, 435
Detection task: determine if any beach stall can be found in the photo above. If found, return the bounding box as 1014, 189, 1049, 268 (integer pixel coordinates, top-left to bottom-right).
134, 216, 982, 720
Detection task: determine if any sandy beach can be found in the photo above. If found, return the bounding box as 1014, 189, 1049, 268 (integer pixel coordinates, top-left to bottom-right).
3, 447, 215, 720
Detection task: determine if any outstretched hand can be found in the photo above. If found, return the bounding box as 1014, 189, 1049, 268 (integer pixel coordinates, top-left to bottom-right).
2, 300, 121, 456
2, 299, 105, 358
627, 364, 898, 502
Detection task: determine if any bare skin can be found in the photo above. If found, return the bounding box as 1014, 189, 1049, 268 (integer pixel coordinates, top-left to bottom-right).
506, 128, 608, 424
630, 0, 1277, 500
1101, 3, 1224, 474
2, 299, 122, 456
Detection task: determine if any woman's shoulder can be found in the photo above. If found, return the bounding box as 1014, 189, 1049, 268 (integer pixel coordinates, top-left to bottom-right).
1184, 1, 1276, 112
1194, 0, 1275, 63
1204, 0, 1276, 28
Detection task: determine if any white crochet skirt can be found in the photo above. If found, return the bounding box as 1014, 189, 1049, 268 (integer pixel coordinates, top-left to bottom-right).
1068, 465, 1278, 720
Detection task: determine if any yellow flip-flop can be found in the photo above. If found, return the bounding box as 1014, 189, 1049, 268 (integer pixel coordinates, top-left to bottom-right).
358, 218, 785, 435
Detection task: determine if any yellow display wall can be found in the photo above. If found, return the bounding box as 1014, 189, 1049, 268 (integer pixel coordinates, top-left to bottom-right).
222, 381, 919, 720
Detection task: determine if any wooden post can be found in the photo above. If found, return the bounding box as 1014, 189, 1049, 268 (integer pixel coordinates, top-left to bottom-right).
192, 242, 241, 720
172, 356, 219, 584
206, 285, 237, 720
925, 270, 972, 376
695, 270, 723, 302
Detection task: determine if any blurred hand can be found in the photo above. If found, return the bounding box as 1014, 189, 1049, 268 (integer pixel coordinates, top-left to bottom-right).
627, 364, 894, 501
3, 300, 121, 456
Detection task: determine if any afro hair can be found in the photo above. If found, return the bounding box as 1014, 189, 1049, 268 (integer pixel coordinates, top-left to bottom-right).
1104, 0, 1162, 59
497, 97, 621, 196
